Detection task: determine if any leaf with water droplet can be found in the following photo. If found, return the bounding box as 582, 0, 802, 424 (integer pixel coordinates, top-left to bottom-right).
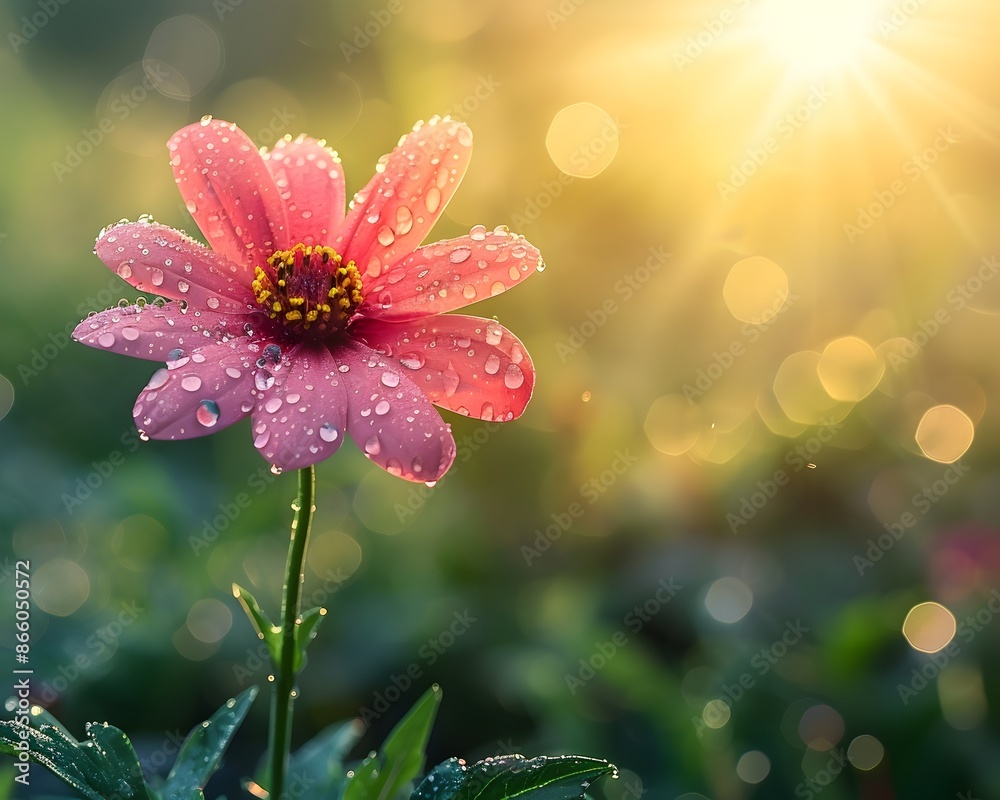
343, 685, 442, 800
0, 715, 154, 800
233, 583, 282, 666
293, 605, 327, 673
161, 686, 258, 800
410, 754, 616, 800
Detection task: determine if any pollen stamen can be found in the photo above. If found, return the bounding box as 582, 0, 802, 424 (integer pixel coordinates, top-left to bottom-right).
252, 244, 364, 333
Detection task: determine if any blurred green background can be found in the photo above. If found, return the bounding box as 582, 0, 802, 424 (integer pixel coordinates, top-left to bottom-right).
3, 0, 1000, 797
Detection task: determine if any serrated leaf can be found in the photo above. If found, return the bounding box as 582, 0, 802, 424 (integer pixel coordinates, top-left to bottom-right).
344, 685, 442, 800
161, 687, 258, 800
0, 718, 153, 800
286, 718, 363, 797
410, 755, 616, 800
294, 606, 327, 673
233, 584, 282, 666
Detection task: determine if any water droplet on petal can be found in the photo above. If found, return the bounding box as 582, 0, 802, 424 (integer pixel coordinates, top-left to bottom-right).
117, 263, 132, 279
484, 354, 501, 375
504, 363, 525, 389
151, 268, 164, 286
255, 370, 275, 391
395, 205, 413, 235
490, 281, 505, 296
364, 435, 382, 455
385, 458, 403, 477
424, 186, 441, 214
485, 325, 502, 346
319, 423, 339, 442
186, 199, 198, 213
147, 368, 169, 390
381, 371, 400, 388
207, 297, 220, 310
264, 397, 283, 413
470, 224, 487, 241
375, 400, 391, 416
462, 284, 476, 300
181, 374, 202, 392
399, 352, 425, 370
98, 332, 116, 348
178, 280, 190, 294
270, 463, 283, 475
377, 225, 395, 246
226, 367, 242, 379
450, 246, 472, 264
196, 399, 220, 427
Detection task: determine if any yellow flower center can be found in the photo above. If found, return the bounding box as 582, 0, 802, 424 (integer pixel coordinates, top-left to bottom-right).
252, 244, 364, 333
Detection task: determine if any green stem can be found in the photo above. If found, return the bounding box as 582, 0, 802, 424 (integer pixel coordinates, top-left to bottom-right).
268, 465, 315, 800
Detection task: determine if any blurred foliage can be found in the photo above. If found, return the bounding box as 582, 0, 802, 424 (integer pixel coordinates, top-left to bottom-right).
3, 0, 1000, 798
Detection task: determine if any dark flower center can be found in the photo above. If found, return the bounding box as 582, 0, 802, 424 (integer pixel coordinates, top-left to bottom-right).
252, 244, 364, 333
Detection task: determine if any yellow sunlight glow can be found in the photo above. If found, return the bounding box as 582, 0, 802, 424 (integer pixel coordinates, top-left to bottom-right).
751, 0, 882, 76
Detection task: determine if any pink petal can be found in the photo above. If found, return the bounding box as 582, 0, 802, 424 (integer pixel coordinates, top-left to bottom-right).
264, 135, 346, 247
133, 342, 260, 440
250, 343, 348, 469
168, 118, 288, 273
335, 339, 456, 482
350, 315, 534, 421
334, 117, 473, 281
95, 220, 253, 312
359, 231, 542, 321
73, 302, 259, 362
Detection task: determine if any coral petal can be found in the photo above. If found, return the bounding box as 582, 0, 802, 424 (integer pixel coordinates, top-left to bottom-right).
251, 343, 348, 469
335, 339, 456, 482
360, 231, 542, 320
168, 118, 288, 272
73, 302, 260, 362
95, 220, 252, 311
334, 117, 473, 279
264, 135, 346, 246
132, 343, 258, 440
350, 315, 534, 421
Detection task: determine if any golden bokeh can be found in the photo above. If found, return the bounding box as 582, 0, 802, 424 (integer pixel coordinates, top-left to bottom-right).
545, 102, 619, 179
817, 336, 884, 402
902, 601, 956, 653
847, 734, 885, 770
645, 394, 701, 456
723, 256, 789, 323
915, 405, 975, 463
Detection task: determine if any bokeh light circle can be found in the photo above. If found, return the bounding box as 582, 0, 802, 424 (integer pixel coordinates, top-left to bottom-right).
915, 405, 974, 463
143, 15, 223, 100
702, 699, 731, 729
705, 577, 753, 623
34, 559, 90, 617
817, 336, 883, 402
0, 373, 14, 422
847, 734, 885, 770
902, 601, 956, 653
545, 103, 619, 179
645, 394, 701, 455
798, 704, 845, 751
723, 256, 789, 323
736, 750, 771, 783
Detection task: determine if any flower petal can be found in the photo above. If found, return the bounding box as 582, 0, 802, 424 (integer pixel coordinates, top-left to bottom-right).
133, 342, 260, 440
359, 231, 542, 321
250, 343, 348, 470
350, 315, 534, 421
264, 135, 346, 247
168, 118, 288, 272
335, 339, 456, 482
334, 117, 473, 280
73, 302, 259, 362
95, 220, 253, 312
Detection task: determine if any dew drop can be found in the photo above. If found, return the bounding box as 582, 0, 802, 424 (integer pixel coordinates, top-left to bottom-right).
181, 374, 202, 392
255, 370, 275, 391
226, 367, 242, 379
117, 263, 132, 279
450, 246, 472, 264
462, 284, 476, 300
485, 325, 502, 346
207, 297, 220, 310
508, 265, 520, 281
151, 268, 164, 286
490, 281, 505, 296
196, 400, 220, 427
424, 186, 441, 214
411, 457, 423, 474
381, 371, 400, 388
385, 458, 403, 477
504, 363, 525, 389
484, 354, 501, 375
399, 352, 425, 370
147, 368, 169, 390
375, 400, 391, 416
270, 464, 283, 475
121, 327, 140, 341
98, 332, 116, 348
319, 423, 339, 442
364, 435, 382, 455
395, 205, 413, 235
178, 280, 190, 294
376, 225, 395, 246
264, 397, 283, 413
470, 224, 487, 241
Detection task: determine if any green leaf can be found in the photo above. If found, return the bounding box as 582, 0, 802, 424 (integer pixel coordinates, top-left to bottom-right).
294, 606, 328, 672
233, 583, 282, 666
410, 755, 616, 800
343, 684, 443, 800
286, 718, 363, 796
160, 686, 258, 800
0, 718, 153, 800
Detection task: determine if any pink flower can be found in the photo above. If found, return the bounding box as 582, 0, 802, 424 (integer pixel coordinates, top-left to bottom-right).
73, 116, 541, 483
